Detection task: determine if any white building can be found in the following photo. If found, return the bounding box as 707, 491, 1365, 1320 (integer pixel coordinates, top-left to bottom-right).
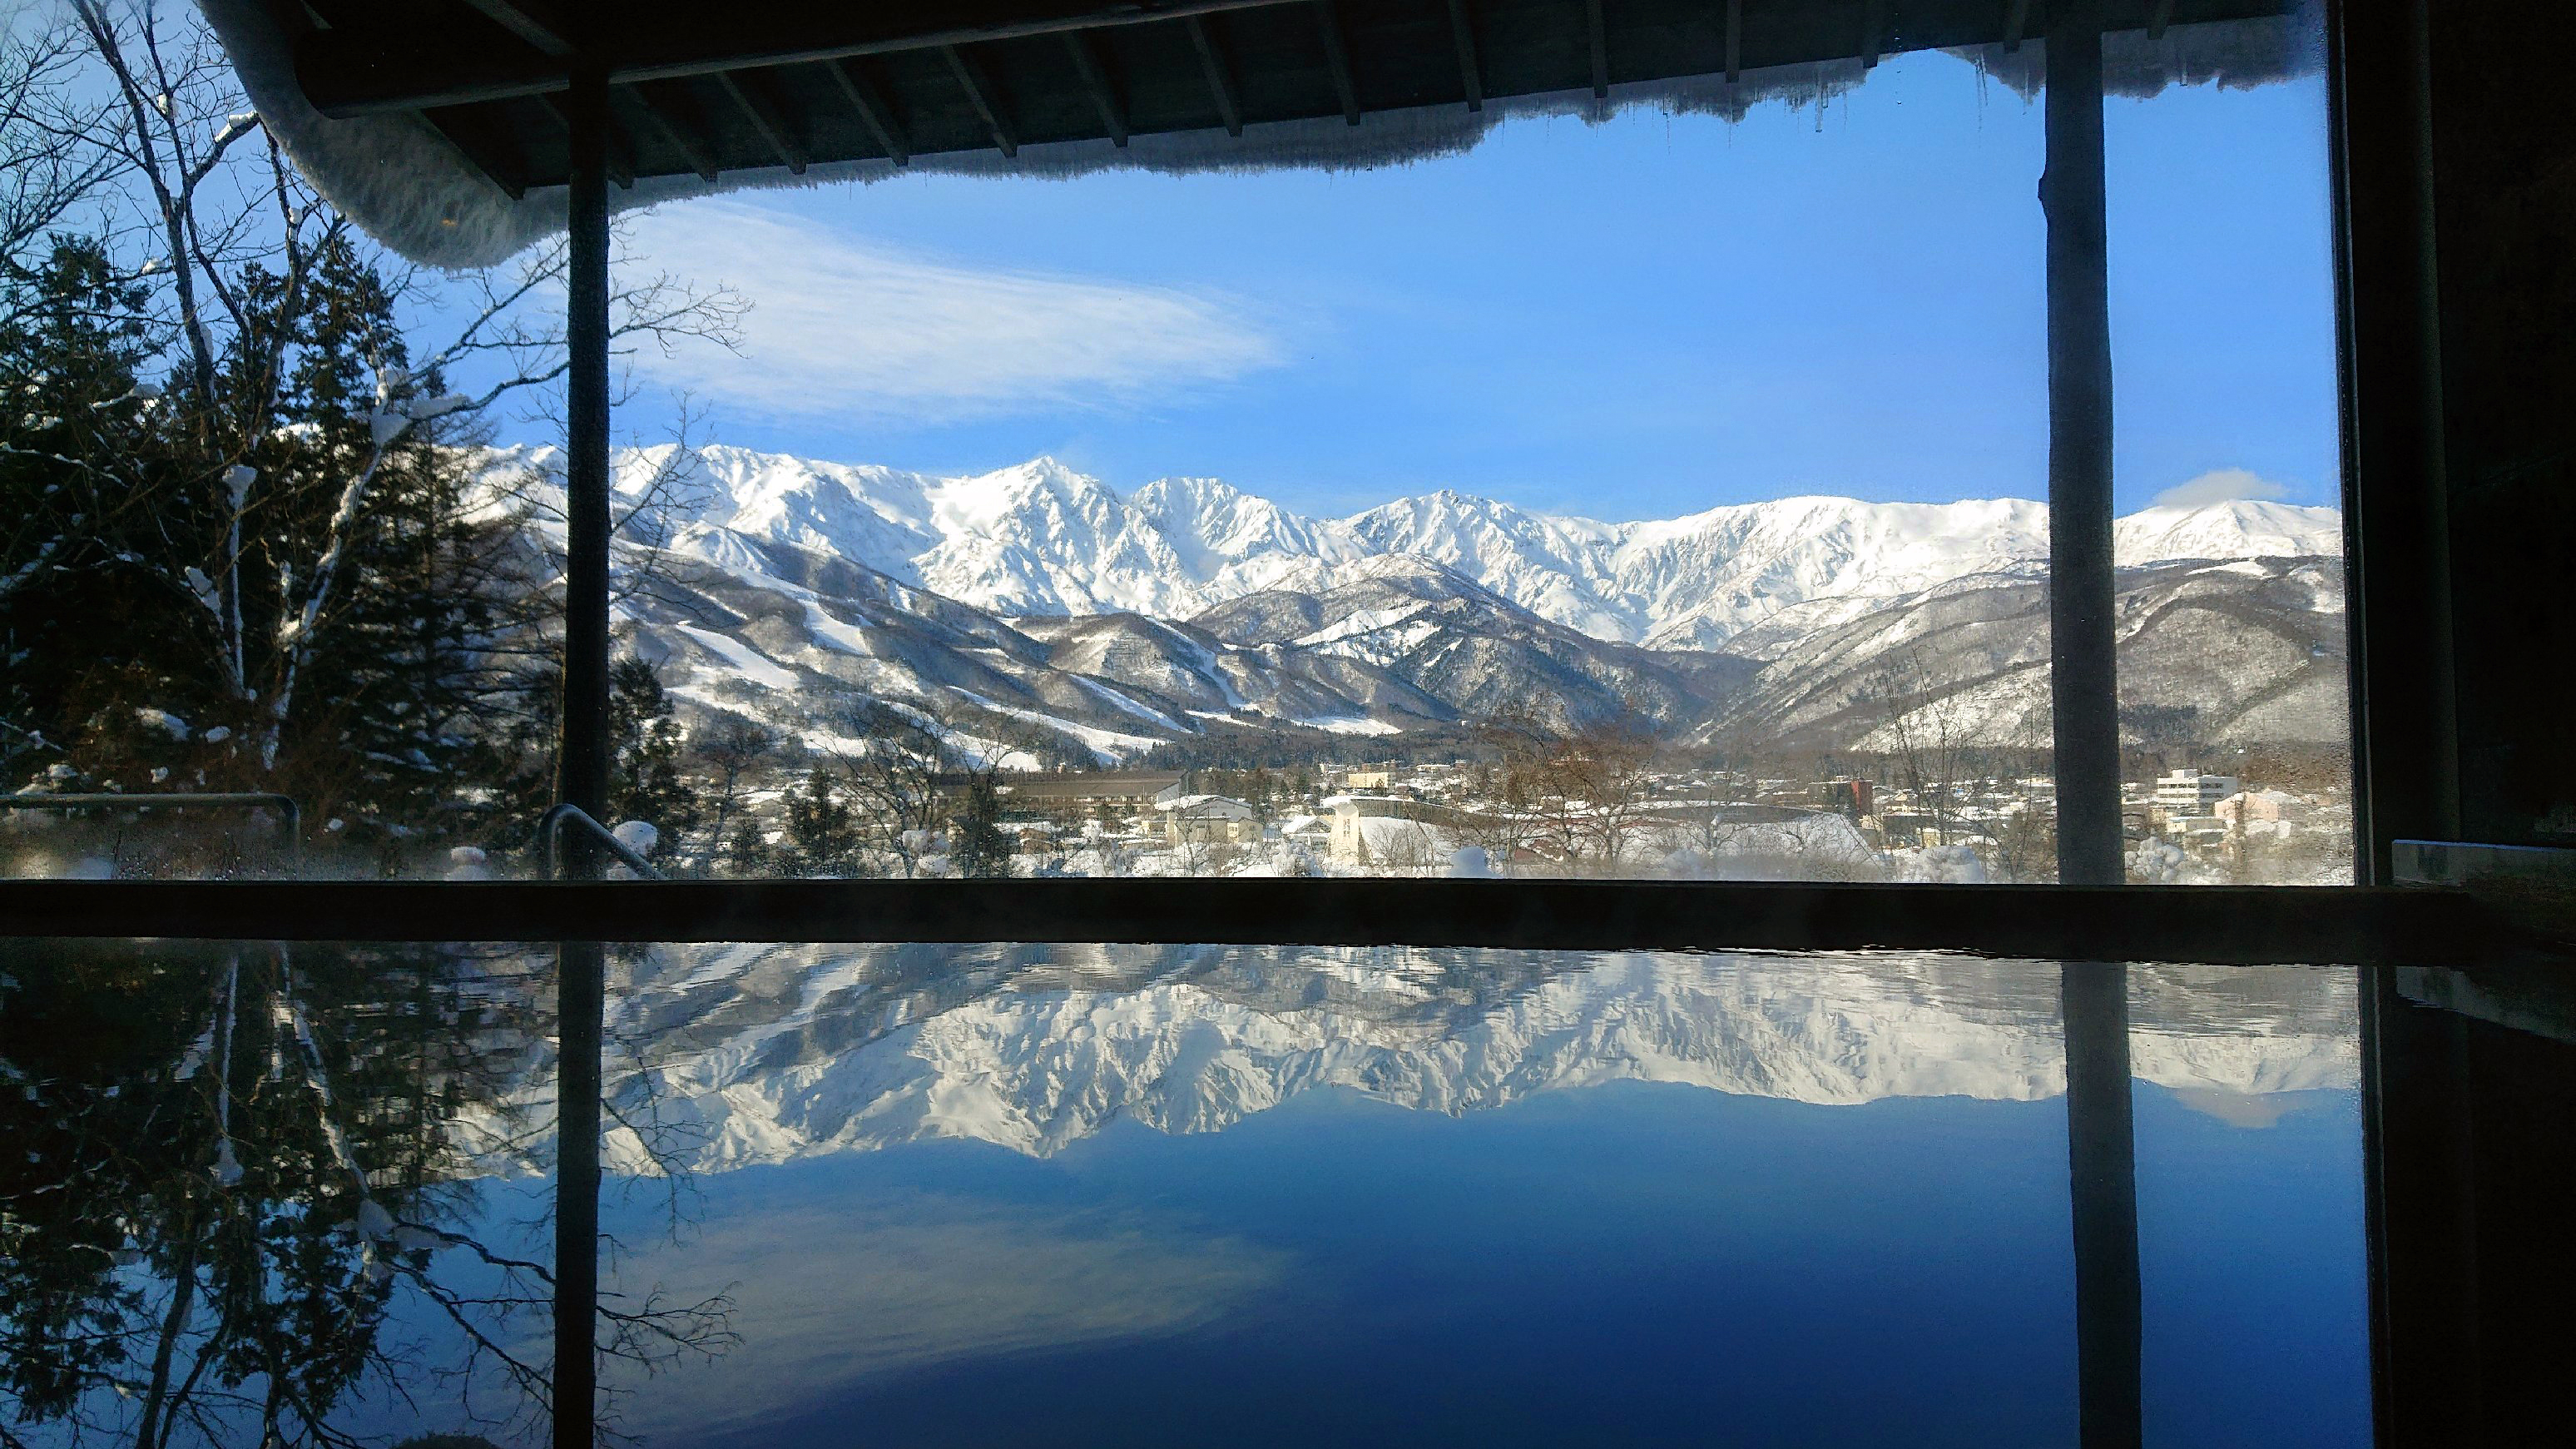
2154, 770, 2242, 816
1153, 794, 1260, 846
1276, 813, 1332, 851
1320, 795, 1461, 869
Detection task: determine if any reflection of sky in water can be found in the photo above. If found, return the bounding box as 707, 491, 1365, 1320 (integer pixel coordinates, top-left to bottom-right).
582, 1081, 2363, 1447
565, 953, 2370, 1447
305, 949, 2363, 1447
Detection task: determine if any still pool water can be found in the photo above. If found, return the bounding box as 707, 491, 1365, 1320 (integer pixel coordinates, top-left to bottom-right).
2, 943, 2366, 1447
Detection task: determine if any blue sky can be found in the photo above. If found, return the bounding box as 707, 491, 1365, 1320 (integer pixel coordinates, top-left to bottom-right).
566, 51, 2336, 522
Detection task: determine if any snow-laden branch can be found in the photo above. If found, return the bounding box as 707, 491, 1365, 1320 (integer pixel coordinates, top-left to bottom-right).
0, 529, 67, 602
176, 109, 259, 196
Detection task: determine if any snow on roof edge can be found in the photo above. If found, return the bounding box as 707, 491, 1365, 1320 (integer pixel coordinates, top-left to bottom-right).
203, 2, 2316, 271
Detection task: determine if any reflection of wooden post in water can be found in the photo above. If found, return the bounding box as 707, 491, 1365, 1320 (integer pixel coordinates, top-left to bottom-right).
2359, 965, 2483, 1442
2062, 961, 2141, 1449
552, 58, 613, 1449
553, 936, 605, 1449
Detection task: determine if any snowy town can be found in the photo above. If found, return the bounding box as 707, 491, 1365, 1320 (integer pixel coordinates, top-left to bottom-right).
1003, 762, 2349, 884
622, 746, 2351, 887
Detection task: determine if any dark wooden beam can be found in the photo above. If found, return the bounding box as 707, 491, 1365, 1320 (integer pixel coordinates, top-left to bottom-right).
1446, 0, 1484, 112
541, 91, 634, 187
2332, 0, 2461, 879
2147, 0, 2177, 37
554, 78, 613, 1449
557, 72, 613, 867
0, 879, 2507, 967
942, 43, 1020, 156
300, 0, 1308, 117
1185, 13, 1243, 136
824, 58, 911, 166
1862, 0, 1884, 67
1586, 0, 1608, 97
715, 68, 809, 173
2004, 0, 2034, 52
1313, 0, 1360, 125
1062, 29, 1130, 146
629, 80, 721, 181
458, 0, 572, 57
1725, 0, 1742, 82
2045, 0, 2123, 886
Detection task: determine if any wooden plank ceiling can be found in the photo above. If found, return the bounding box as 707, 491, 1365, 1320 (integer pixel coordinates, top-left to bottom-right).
290, 0, 2291, 196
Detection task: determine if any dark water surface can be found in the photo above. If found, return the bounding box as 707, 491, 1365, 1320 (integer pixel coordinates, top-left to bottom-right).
2, 944, 2367, 1447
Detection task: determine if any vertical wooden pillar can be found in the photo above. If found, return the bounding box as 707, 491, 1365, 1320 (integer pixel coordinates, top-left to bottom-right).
558, 76, 612, 840
2061, 961, 2143, 1448
2327, 0, 2458, 882
2043, 0, 2124, 886
2045, 8, 2140, 1435
552, 60, 611, 1449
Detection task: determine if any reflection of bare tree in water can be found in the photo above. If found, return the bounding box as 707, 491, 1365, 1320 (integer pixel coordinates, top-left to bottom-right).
0, 940, 733, 1447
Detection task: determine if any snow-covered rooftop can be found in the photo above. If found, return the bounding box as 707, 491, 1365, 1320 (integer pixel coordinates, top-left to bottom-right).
202, 0, 2316, 268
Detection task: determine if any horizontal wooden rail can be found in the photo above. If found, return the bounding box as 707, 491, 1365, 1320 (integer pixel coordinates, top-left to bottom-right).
0, 878, 2512, 966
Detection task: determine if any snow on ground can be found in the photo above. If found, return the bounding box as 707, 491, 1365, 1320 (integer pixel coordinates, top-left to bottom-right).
671, 624, 800, 692
948, 690, 1166, 763
1295, 715, 1404, 736
798, 601, 876, 658
1068, 674, 1186, 731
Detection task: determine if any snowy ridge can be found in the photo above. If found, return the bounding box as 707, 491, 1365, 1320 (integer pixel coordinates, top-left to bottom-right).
478, 446, 2345, 761
1706, 555, 2351, 754
494, 444, 2342, 649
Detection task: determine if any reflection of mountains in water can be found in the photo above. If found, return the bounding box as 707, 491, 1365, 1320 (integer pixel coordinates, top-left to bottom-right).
582, 947, 2358, 1169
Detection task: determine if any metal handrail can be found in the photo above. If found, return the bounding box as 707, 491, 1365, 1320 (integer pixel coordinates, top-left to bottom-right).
538, 802, 665, 881
2, 791, 301, 867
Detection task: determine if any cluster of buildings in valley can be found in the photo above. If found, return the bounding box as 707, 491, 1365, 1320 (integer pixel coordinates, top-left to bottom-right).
954, 758, 2353, 884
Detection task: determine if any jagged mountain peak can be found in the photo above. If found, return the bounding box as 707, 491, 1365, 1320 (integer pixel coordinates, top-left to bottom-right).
544, 439, 2349, 763
490, 440, 2344, 650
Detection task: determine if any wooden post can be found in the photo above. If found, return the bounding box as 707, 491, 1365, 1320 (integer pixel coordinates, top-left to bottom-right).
2044, 0, 2123, 886
552, 59, 611, 1449
2062, 960, 2143, 1449
2328, 0, 2458, 882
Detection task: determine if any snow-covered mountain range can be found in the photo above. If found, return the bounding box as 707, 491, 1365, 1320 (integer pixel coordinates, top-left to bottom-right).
571, 444, 2341, 649
488, 444, 2345, 760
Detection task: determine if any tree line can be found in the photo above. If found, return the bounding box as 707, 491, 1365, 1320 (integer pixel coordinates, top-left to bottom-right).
0, 2, 740, 877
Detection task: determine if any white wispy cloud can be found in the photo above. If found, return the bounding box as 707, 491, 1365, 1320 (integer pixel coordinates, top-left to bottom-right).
624, 201, 1286, 423
2152, 467, 2290, 509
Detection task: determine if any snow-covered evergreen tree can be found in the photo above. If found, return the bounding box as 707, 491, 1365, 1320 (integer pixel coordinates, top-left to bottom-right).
607, 655, 701, 856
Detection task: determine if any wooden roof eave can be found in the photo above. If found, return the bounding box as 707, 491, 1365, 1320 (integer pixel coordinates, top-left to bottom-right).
205, 0, 2311, 269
